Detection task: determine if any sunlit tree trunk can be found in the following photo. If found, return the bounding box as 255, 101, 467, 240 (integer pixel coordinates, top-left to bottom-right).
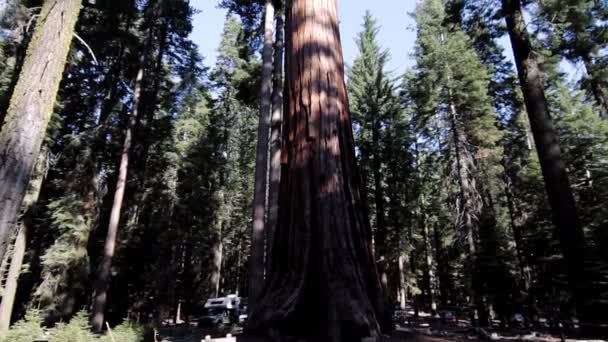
397, 237, 407, 310
0, 145, 47, 332
421, 210, 436, 313
0, 0, 81, 264
249, 0, 275, 311
266, 1, 284, 272
502, 0, 588, 320
247, 0, 390, 339
212, 207, 224, 298
91, 63, 144, 332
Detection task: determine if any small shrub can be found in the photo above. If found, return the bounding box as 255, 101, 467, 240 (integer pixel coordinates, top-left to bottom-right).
48, 310, 96, 342
98, 322, 145, 342
1, 309, 144, 342
0, 309, 45, 342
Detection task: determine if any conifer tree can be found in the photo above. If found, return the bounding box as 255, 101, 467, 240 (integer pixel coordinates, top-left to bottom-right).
412, 0, 505, 324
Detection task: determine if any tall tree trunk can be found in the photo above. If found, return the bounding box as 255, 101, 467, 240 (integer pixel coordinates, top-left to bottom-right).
0, 0, 81, 264
91, 64, 144, 332
502, 0, 588, 319
249, 0, 275, 312
372, 120, 387, 290
421, 210, 436, 313
266, 1, 284, 272
0, 145, 47, 332
433, 224, 449, 306
247, 0, 390, 339
502, 171, 529, 290
447, 94, 487, 326
397, 246, 407, 310
213, 236, 224, 298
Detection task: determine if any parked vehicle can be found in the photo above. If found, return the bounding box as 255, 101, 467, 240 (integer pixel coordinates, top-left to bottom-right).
199, 294, 243, 326
238, 300, 248, 324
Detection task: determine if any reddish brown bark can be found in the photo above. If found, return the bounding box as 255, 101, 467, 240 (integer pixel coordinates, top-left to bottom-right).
247, 0, 390, 340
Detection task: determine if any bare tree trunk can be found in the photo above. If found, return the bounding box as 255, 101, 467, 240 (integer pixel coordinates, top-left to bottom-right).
91, 64, 144, 333
372, 120, 387, 290
266, 1, 284, 272
0, 145, 47, 332
249, 0, 275, 312
502, 0, 588, 320
213, 215, 224, 298
421, 211, 436, 313
397, 237, 407, 310
0, 0, 81, 264
503, 172, 530, 290
247, 0, 390, 339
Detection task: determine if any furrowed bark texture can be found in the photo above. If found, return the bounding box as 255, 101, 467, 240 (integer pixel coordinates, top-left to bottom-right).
249, 0, 275, 312
502, 0, 588, 320
0, 0, 81, 265
247, 0, 389, 340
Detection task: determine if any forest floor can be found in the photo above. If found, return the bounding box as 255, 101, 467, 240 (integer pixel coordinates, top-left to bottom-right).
156, 320, 607, 342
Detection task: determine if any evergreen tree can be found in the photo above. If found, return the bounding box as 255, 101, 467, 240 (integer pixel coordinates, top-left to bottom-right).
412, 0, 507, 324
347, 10, 403, 297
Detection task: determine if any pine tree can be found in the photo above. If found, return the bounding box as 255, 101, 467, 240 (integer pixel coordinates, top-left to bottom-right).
347, 12, 400, 293
412, 0, 505, 325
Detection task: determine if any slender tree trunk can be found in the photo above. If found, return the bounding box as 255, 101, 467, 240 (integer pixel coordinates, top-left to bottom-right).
433, 225, 449, 306
249, 0, 275, 312
0, 0, 81, 263
397, 249, 407, 310
266, 1, 284, 272
421, 210, 436, 313
91, 64, 144, 332
502, 0, 588, 319
447, 94, 487, 326
247, 0, 390, 339
0, 145, 47, 332
503, 172, 529, 290
372, 120, 387, 290
213, 210, 224, 298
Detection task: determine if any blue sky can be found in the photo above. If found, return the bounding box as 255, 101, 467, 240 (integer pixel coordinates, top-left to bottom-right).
188, 1, 581, 82
190, 0, 418, 74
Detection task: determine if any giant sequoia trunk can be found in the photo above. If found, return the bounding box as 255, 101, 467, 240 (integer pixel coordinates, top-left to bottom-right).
502, 0, 588, 320
249, 0, 275, 311
0, 0, 81, 265
247, 0, 390, 340
91, 64, 144, 332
